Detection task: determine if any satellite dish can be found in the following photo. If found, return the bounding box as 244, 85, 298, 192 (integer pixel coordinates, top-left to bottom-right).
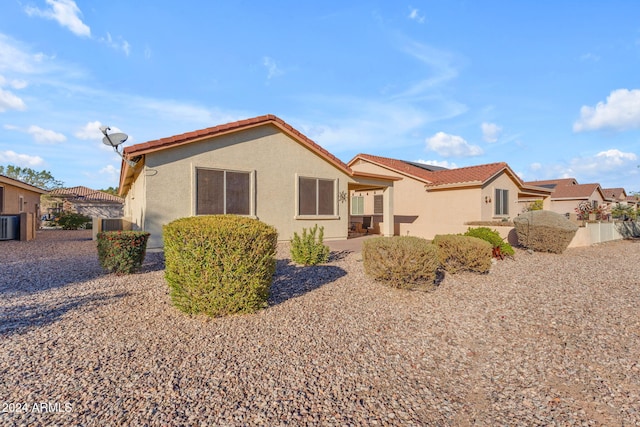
102, 132, 128, 148
99, 124, 136, 168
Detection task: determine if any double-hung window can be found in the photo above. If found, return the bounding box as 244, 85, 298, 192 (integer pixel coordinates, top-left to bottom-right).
351, 195, 364, 215
196, 168, 251, 215
494, 189, 509, 216
298, 177, 336, 216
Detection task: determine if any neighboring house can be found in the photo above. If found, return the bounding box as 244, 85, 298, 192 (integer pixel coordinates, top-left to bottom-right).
348, 154, 552, 239
45, 186, 124, 219
525, 178, 606, 218
118, 115, 397, 249
0, 174, 48, 240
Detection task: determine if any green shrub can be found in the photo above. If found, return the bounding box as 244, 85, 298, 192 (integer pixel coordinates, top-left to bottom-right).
97, 231, 150, 274
362, 236, 440, 290
56, 212, 92, 230
463, 227, 515, 257
163, 215, 278, 317
433, 234, 492, 274
513, 210, 578, 254
290, 225, 330, 266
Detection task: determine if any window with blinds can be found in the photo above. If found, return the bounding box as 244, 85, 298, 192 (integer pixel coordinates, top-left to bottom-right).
351, 195, 364, 215
494, 188, 509, 216
196, 168, 250, 215
299, 177, 335, 216
373, 195, 383, 214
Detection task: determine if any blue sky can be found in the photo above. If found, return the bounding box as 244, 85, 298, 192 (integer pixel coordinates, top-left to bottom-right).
1, 1, 639, 192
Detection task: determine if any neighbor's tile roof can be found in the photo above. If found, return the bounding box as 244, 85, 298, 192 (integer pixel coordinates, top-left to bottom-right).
0, 174, 48, 194
549, 183, 602, 199
350, 154, 514, 187
49, 186, 124, 203
524, 178, 578, 189
122, 114, 352, 176
602, 187, 626, 200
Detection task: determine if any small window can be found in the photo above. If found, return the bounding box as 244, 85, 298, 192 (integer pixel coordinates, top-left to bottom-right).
351, 195, 364, 215
373, 195, 383, 214
196, 168, 251, 215
0, 186, 4, 213
19, 196, 24, 213
495, 189, 509, 216
299, 177, 336, 216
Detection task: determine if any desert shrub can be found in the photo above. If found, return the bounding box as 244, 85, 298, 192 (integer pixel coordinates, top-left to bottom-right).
464, 227, 515, 258
362, 236, 440, 290
513, 210, 578, 253
56, 211, 92, 230
97, 230, 150, 274
290, 225, 330, 266
163, 215, 278, 317
432, 234, 492, 274
526, 200, 544, 211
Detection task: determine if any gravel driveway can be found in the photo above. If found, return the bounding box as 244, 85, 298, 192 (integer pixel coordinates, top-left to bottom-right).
1, 230, 639, 426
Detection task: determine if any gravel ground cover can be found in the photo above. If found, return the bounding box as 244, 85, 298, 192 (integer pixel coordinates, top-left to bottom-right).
1, 229, 640, 426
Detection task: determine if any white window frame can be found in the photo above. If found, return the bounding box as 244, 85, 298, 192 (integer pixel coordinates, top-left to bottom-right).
194, 167, 256, 217
19, 195, 25, 213
494, 188, 509, 216
351, 195, 364, 215
295, 174, 339, 219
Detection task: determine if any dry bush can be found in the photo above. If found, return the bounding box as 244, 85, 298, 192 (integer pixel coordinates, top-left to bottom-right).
432, 234, 492, 274
513, 210, 578, 254
362, 236, 440, 290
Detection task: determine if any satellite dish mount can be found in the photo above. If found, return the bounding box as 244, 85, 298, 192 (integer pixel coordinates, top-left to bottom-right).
100, 126, 136, 168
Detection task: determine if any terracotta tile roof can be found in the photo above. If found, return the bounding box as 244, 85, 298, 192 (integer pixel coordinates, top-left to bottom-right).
350, 154, 516, 188
549, 183, 602, 199
49, 186, 124, 203
524, 178, 578, 189
602, 187, 626, 200
122, 114, 352, 176
0, 174, 48, 194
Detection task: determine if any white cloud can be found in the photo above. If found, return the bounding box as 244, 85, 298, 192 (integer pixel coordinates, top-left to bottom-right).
0, 150, 44, 167
425, 131, 483, 157
415, 159, 457, 169
99, 32, 131, 56
99, 164, 119, 182
530, 162, 542, 171
0, 87, 26, 112
263, 56, 284, 79
75, 121, 105, 140
573, 89, 640, 132
580, 52, 600, 62
394, 39, 458, 98
27, 125, 66, 144
408, 8, 425, 23
481, 122, 502, 143
25, 0, 91, 37
557, 149, 638, 181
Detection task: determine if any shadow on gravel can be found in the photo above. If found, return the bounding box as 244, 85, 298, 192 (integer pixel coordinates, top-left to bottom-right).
269, 259, 347, 306
0, 292, 130, 337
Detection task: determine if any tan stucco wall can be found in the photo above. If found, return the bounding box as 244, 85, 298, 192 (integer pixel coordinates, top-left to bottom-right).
549, 189, 605, 217
131, 125, 351, 248
0, 183, 42, 217
350, 160, 524, 239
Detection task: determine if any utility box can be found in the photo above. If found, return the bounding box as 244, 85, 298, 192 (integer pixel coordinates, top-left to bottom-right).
0, 215, 19, 240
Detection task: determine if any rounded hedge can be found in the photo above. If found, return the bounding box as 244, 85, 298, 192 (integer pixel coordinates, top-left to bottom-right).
163, 215, 278, 317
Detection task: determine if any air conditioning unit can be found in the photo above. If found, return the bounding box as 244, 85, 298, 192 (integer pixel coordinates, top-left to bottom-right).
0, 215, 19, 240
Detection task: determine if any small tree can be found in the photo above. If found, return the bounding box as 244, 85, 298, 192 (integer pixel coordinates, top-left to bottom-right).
0, 165, 64, 190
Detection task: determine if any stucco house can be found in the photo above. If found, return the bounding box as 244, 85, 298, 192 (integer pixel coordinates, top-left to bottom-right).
45, 186, 124, 219
525, 178, 607, 219
347, 154, 552, 239
0, 174, 48, 240
118, 115, 397, 249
